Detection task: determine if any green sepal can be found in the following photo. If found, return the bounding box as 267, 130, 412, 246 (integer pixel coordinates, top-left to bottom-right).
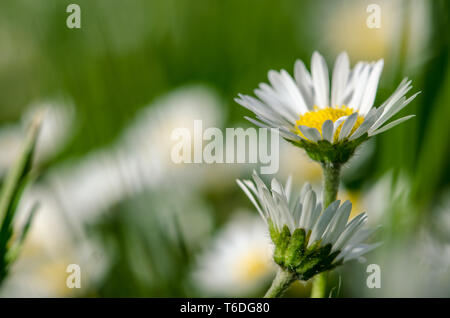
268, 219, 279, 244
273, 225, 291, 266
268, 221, 344, 282
323, 250, 341, 267
294, 241, 322, 276
283, 228, 306, 269
296, 243, 333, 280
285, 133, 368, 164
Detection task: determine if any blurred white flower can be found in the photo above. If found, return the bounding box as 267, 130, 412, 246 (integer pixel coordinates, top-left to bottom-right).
361, 171, 411, 225
362, 229, 450, 297
365, 244, 426, 297
46, 85, 228, 227
48, 149, 149, 229
318, 0, 430, 63
420, 191, 450, 272
193, 212, 275, 296
0, 99, 75, 176
0, 85, 241, 297
0, 186, 109, 297
355, 188, 450, 297
419, 233, 450, 274
278, 142, 322, 186
121, 85, 225, 179
23, 100, 76, 164
432, 190, 450, 238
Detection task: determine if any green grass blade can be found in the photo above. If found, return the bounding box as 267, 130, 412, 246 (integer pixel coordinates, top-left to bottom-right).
0, 113, 42, 283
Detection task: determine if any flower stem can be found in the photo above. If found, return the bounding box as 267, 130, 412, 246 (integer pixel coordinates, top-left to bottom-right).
310, 271, 328, 298
264, 268, 296, 298
321, 162, 341, 208
310, 162, 341, 298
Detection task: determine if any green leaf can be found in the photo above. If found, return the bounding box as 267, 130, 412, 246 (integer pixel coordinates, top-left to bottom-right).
5, 202, 39, 265
0, 114, 42, 284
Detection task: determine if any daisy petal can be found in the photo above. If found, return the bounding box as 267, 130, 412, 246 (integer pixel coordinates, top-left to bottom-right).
311, 51, 330, 108
309, 200, 340, 245
348, 64, 370, 110
299, 190, 316, 230
331, 52, 350, 107
294, 59, 314, 108
322, 200, 352, 245
252, 87, 294, 124
379, 78, 412, 113
308, 202, 322, 231
369, 115, 416, 136
300, 182, 312, 198
321, 119, 334, 142
359, 59, 384, 115
343, 242, 382, 262
298, 125, 321, 142
285, 175, 293, 201
236, 179, 267, 222
332, 116, 348, 139
332, 213, 367, 252
371, 91, 420, 132
349, 107, 383, 140
347, 226, 380, 247
338, 113, 358, 141
245, 116, 303, 142
280, 69, 309, 114
341, 62, 365, 103
370, 96, 406, 131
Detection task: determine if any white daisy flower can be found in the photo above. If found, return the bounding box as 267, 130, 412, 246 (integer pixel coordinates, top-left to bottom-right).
235, 51, 419, 163
237, 171, 380, 280
193, 213, 275, 297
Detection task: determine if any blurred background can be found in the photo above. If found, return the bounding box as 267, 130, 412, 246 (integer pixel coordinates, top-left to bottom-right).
0, 0, 449, 297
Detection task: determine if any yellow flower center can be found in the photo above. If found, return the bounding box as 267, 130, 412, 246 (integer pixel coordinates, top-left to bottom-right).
295, 106, 364, 141
234, 248, 271, 283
